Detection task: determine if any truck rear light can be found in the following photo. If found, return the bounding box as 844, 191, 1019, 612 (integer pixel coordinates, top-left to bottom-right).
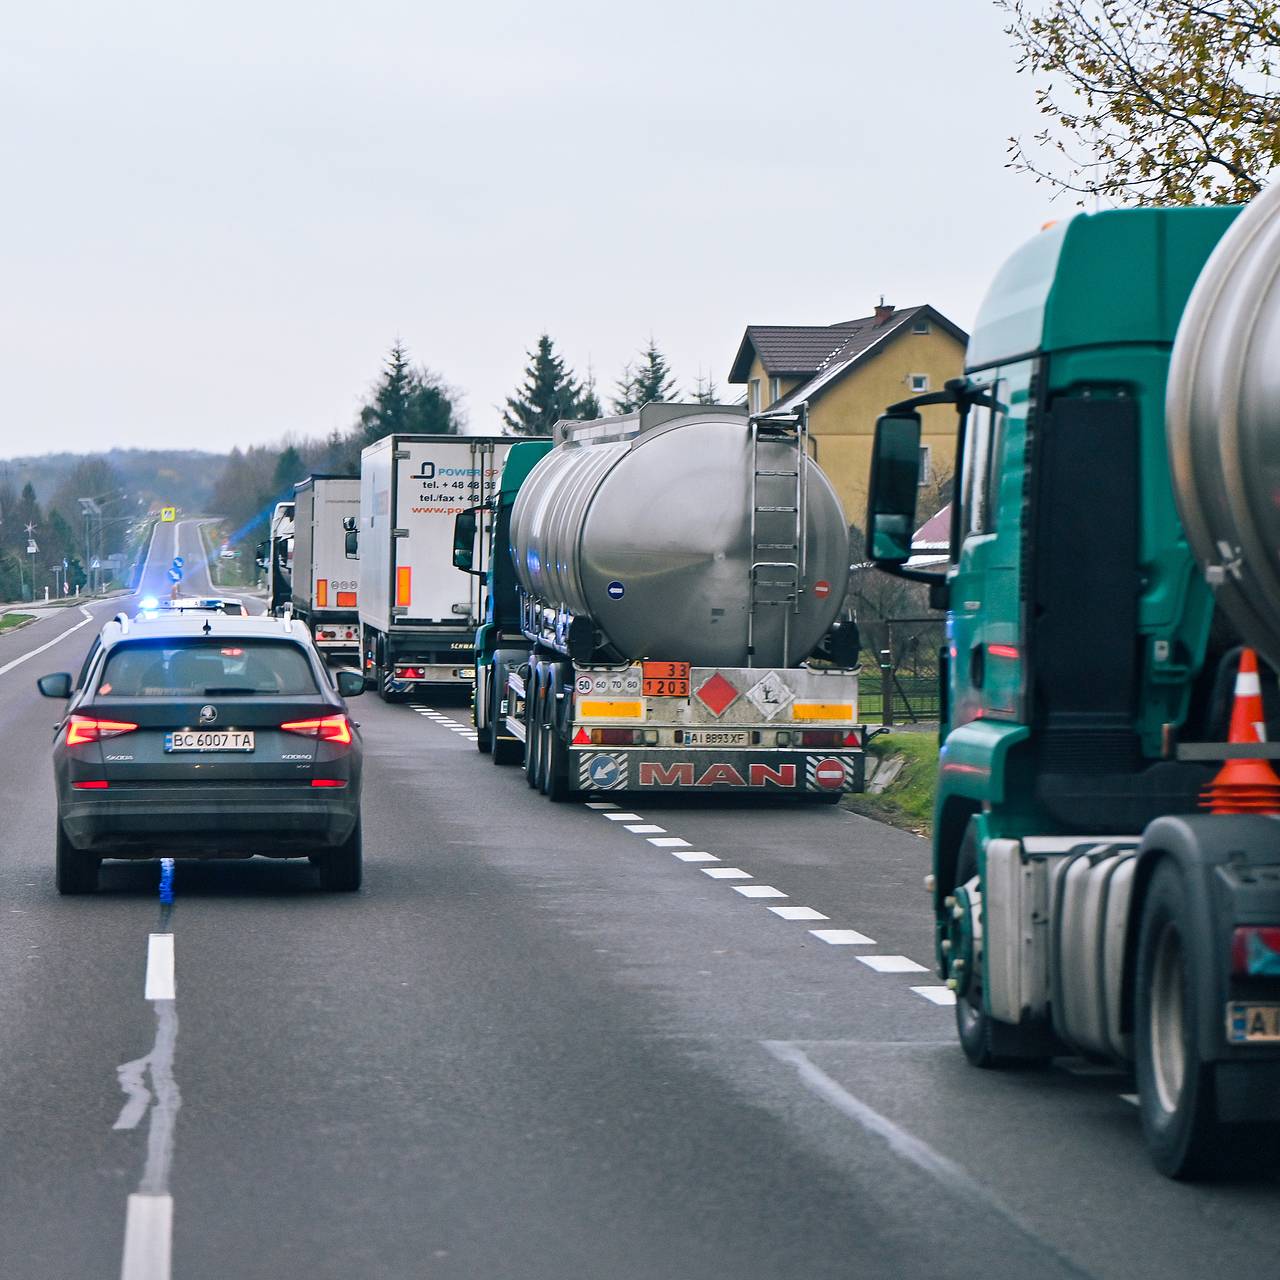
797, 729, 843, 748
590, 728, 640, 745
1231, 926, 1280, 977
281, 715, 353, 745
67, 715, 138, 746
310, 778, 347, 788
395, 665, 425, 680
71, 779, 110, 790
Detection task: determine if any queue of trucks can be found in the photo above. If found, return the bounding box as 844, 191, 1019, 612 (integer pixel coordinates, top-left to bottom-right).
263, 183, 1280, 1179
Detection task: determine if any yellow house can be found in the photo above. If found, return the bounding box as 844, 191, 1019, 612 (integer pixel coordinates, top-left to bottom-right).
727, 303, 968, 528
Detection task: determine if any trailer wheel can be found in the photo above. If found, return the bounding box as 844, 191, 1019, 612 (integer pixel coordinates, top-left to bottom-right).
1134, 860, 1235, 1179
953, 828, 1050, 1070
524, 671, 544, 788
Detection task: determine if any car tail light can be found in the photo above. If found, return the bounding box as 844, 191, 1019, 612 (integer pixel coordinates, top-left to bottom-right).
590, 728, 640, 745
310, 778, 347, 788
280, 715, 353, 745
1231, 926, 1280, 977
67, 715, 138, 746
72, 779, 110, 790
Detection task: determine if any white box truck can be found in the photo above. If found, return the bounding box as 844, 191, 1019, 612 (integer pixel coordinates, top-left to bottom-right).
290, 475, 361, 656
355, 434, 521, 700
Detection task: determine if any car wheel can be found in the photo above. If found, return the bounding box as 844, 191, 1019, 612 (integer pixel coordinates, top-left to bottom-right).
317, 816, 363, 892
56, 820, 99, 895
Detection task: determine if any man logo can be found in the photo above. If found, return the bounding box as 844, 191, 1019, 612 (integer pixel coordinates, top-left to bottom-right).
199, 705, 218, 724
416, 461, 436, 480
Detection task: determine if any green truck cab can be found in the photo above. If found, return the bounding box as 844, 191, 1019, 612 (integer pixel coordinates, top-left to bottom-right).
867, 198, 1280, 1178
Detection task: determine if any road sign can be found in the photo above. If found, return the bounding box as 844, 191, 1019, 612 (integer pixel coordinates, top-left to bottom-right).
173, 556, 184, 568
160, 507, 176, 522
168, 567, 183, 583
26, 540, 37, 554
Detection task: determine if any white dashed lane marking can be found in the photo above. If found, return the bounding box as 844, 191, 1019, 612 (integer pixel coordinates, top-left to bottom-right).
857, 955, 929, 974
583, 790, 946, 1008
810, 929, 876, 946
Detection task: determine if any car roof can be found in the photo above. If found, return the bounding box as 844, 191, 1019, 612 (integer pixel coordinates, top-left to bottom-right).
101, 611, 310, 648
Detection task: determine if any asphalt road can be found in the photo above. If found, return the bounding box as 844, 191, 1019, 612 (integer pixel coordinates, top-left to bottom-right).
0, 520, 1276, 1278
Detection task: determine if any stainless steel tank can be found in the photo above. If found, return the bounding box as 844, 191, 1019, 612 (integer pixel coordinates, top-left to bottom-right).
510, 404, 850, 667
1168, 182, 1280, 671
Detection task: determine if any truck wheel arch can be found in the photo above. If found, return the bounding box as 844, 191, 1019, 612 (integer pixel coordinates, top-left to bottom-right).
935, 797, 980, 914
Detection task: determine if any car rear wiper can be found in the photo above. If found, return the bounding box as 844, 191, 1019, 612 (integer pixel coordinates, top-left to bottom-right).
202, 686, 259, 696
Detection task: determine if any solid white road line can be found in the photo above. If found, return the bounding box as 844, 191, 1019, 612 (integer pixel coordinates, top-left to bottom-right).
702, 867, 752, 879
769, 906, 829, 921
624, 825, 666, 834
911, 986, 957, 1006
810, 928, 876, 946
0, 604, 96, 677
648, 837, 691, 847
120, 1192, 173, 1280
144, 935, 175, 1001
670, 851, 719, 862
857, 955, 928, 973
733, 885, 787, 899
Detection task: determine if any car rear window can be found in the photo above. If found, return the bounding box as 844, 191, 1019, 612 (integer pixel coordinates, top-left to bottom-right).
97, 640, 318, 697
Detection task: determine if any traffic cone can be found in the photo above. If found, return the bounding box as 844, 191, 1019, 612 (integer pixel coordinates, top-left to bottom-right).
1200, 648, 1280, 813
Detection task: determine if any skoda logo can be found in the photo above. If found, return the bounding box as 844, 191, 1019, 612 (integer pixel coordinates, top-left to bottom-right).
199, 705, 218, 724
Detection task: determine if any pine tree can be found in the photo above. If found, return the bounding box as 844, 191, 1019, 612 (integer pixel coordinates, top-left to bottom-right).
578, 365, 602, 420
274, 445, 304, 492
503, 335, 591, 436
358, 342, 463, 444
692, 371, 719, 405
612, 338, 678, 413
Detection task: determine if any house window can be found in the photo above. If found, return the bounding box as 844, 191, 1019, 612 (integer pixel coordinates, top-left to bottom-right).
912, 318, 931, 334
910, 373, 929, 393
749, 379, 762, 413
769, 375, 781, 404
919, 446, 932, 487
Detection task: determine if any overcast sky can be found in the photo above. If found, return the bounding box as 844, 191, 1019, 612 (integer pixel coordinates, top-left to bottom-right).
1, 1, 1054, 453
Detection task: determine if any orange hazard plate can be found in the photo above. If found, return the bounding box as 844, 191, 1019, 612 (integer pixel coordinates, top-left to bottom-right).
642, 660, 690, 698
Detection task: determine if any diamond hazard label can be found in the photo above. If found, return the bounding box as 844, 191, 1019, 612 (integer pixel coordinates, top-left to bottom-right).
694, 672, 740, 717
744, 671, 794, 720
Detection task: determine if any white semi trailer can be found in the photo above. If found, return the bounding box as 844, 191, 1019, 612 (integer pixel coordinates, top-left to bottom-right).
290, 475, 361, 657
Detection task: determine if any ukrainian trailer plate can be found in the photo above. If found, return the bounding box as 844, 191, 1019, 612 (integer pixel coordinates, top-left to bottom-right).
1226, 1002, 1280, 1043
164, 730, 255, 752
679, 729, 750, 747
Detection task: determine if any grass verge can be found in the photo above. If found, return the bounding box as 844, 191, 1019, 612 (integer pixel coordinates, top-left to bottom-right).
0, 612, 34, 631
842, 732, 938, 837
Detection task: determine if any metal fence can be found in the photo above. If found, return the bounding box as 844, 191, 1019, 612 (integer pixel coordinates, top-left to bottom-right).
860, 617, 945, 725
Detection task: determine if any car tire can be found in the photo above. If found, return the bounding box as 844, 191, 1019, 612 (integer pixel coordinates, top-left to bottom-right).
318, 817, 363, 892
56, 821, 99, 895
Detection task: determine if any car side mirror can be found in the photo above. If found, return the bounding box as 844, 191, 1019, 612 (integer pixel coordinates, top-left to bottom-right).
38, 672, 73, 699
866, 412, 922, 564
335, 669, 365, 698
453, 508, 479, 573
344, 529, 359, 559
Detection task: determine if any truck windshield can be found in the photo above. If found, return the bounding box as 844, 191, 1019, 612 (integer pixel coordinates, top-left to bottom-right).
96, 640, 318, 697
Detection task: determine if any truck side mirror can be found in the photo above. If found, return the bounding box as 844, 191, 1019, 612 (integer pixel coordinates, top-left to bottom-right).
344, 529, 359, 559
866, 412, 922, 564
453, 508, 479, 573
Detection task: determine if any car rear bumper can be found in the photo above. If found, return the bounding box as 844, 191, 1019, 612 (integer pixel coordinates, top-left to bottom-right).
60, 783, 359, 855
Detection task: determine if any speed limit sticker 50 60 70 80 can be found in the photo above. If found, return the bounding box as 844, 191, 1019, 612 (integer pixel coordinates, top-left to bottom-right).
576, 671, 641, 696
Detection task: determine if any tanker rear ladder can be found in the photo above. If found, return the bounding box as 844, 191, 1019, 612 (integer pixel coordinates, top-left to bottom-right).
747, 405, 809, 668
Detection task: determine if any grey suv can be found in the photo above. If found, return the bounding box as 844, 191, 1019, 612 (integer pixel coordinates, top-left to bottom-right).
39, 612, 364, 894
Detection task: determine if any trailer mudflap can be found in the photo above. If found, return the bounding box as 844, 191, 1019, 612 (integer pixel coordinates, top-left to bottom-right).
572, 749, 864, 793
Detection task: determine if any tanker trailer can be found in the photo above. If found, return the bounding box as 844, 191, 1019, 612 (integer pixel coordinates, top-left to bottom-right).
478, 402, 864, 800
865, 187, 1280, 1179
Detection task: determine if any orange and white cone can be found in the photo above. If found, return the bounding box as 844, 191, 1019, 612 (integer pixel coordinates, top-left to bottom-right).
1201, 648, 1280, 814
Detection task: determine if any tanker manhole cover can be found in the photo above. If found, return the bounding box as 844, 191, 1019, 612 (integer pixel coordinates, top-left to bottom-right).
694, 673, 740, 717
